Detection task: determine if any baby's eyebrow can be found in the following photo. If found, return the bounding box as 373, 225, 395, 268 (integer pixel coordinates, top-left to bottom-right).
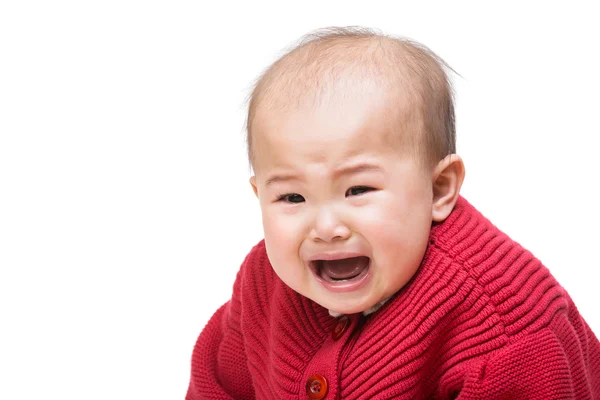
265, 163, 382, 187
333, 163, 383, 179
264, 174, 299, 187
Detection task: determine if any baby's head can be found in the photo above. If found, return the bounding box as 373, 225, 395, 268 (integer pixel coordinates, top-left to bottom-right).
247, 27, 465, 315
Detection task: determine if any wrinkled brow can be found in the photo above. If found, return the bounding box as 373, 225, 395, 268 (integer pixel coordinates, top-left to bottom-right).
333, 163, 383, 179
264, 174, 299, 187
264, 163, 383, 187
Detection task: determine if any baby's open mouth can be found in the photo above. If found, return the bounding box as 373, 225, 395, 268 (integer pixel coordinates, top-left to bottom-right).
311, 256, 371, 283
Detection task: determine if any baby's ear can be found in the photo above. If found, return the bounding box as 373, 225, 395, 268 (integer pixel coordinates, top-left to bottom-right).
249, 176, 259, 198
431, 154, 465, 222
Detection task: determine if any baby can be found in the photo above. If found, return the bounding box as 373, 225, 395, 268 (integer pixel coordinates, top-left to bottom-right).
186, 27, 600, 399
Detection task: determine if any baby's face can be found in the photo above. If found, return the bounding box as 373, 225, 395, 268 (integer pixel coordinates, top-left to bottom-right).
250, 87, 435, 315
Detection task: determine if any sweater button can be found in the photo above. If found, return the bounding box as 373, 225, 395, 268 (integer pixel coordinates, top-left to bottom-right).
306, 374, 328, 399
332, 316, 350, 340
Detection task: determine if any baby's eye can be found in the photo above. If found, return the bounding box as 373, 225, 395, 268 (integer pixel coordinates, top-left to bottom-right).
277, 193, 305, 203
346, 186, 374, 197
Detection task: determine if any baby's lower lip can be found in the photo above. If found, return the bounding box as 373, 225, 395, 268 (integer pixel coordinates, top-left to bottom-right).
311, 259, 372, 293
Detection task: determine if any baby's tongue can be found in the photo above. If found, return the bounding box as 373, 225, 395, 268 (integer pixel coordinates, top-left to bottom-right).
320, 256, 369, 281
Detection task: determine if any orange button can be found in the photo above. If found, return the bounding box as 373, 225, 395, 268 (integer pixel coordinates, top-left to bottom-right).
332, 316, 350, 340
306, 374, 328, 399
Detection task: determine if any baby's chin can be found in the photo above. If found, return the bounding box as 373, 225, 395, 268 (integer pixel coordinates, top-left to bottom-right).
315, 296, 388, 316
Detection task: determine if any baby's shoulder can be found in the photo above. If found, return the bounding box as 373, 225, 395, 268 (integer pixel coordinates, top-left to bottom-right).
432, 198, 569, 339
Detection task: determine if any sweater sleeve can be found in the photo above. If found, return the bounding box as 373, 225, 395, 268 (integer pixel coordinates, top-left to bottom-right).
186, 262, 255, 399
455, 306, 600, 399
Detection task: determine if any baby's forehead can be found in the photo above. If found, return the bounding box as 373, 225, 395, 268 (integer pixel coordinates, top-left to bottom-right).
251, 92, 419, 175
253, 68, 421, 155
256, 37, 420, 115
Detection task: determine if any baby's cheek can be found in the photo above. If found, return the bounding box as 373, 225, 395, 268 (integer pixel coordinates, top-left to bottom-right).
264, 219, 300, 265
264, 217, 295, 248
368, 210, 429, 263
362, 208, 408, 242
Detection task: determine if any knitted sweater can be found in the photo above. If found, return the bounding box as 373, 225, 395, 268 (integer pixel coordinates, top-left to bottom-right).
187, 197, 600, 399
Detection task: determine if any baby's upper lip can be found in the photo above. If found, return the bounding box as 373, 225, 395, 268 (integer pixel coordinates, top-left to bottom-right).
307, 251, 367, 261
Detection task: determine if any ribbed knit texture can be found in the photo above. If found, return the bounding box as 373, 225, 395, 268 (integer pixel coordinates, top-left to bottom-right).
187, 197, 600, 399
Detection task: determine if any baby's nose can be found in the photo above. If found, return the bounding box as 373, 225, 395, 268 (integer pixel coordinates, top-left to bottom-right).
309, 207, 351, 242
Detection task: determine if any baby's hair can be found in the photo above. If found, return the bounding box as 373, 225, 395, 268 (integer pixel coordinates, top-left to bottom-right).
245, 26, 457, 169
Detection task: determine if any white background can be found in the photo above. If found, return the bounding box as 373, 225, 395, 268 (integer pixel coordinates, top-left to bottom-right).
1, 1, 598, 399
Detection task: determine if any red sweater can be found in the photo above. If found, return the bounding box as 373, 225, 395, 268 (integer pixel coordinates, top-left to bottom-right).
187, 198, 600, 399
